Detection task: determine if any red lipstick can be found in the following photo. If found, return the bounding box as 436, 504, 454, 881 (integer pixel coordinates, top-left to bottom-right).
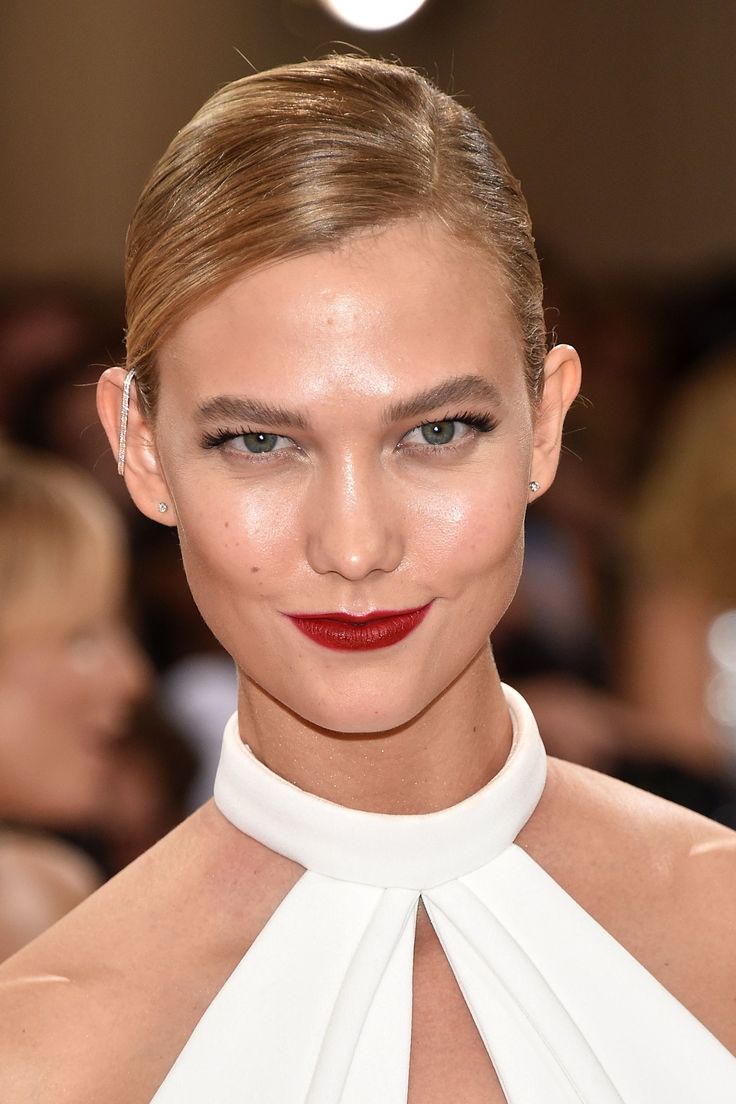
287, 604, 431, 651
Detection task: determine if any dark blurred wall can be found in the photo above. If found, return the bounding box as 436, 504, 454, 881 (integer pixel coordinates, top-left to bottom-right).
2, 0, 734, 287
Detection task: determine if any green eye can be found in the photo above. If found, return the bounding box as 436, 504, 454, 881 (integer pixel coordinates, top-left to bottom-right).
420, 421, 456, 445
241, 432, 279, 453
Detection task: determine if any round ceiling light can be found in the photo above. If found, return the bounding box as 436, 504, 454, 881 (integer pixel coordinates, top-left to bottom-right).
319, 0, 428, 31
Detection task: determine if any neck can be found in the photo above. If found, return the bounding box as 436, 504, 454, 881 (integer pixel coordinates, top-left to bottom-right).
236, 646, 512, 814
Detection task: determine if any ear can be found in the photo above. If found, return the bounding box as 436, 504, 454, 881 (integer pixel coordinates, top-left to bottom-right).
528, 343, 581, 500
96, 367, 178, 526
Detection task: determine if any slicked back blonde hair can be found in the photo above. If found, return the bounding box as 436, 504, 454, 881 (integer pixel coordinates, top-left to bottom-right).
125, 54, 546, 415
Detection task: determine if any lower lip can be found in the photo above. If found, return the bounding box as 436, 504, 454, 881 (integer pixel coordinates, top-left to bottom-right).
287, 605, 431, 651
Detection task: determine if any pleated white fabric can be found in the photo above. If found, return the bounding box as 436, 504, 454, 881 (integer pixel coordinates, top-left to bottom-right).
151, 685, 736, 1102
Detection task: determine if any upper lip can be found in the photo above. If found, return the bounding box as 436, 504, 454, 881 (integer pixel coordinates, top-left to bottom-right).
286, 605, 429, 623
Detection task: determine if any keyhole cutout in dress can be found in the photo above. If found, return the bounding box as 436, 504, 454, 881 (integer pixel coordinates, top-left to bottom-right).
409, 899, 507, 1103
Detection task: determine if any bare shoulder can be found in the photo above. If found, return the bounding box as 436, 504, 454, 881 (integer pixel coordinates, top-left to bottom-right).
543, 754, 736, 896
522, 756, 736, 1051
0, 802, 302, 1103
0, 830, 102, 961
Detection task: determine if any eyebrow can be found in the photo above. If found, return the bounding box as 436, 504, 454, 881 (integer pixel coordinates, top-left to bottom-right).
196, 395, 309, 430
195, 374, 503, 431
383, 375, 503, 424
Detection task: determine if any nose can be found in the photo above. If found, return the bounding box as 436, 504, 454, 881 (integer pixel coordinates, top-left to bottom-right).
305, 454, 403, 581
102, 624, 152, 706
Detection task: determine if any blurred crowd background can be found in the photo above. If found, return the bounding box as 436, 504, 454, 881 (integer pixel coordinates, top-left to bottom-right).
1, 0, 735, 956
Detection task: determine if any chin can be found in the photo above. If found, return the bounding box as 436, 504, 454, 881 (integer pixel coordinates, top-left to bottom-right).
288, 684, 426, 737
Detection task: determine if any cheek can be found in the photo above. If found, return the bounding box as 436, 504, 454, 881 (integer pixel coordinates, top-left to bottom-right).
405, 471, 527, 598
3, 653, 68, 713
0, 654, 84, 771
175, 479, 301, 626
47, 671, 100, 726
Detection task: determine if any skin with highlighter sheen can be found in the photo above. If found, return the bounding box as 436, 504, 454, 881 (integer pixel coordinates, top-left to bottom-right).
123, 219, 577, 812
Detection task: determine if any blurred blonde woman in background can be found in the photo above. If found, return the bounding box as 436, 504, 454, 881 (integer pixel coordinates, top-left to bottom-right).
621, 348, 736, 790
0, 443, 149, 958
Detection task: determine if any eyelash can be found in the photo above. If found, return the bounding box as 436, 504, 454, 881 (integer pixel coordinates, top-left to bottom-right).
200, 411, 498, 456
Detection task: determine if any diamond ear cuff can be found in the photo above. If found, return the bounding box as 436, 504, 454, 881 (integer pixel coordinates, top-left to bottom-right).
117, 367, 136, 476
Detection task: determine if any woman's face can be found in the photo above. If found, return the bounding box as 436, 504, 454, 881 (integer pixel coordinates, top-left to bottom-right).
0, 586, 150, 826
148, 221, 565, 733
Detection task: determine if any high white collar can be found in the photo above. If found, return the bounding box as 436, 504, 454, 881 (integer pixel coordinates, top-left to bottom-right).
213, 683, 546, 889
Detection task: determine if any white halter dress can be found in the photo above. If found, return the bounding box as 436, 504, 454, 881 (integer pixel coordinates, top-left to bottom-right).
151, 685, 736, 1102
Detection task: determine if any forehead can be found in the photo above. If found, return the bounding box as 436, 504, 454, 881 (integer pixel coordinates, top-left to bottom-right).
157, 220, 525, 411
2, 543, 122, 647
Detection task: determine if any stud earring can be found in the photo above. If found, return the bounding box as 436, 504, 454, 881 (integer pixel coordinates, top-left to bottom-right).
158, 502, 169, 514
529, 481, 540, 493
117, 367, 136, 476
